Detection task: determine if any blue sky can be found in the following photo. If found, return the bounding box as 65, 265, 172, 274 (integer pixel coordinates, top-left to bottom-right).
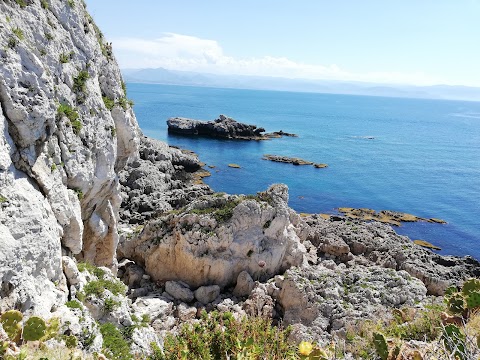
85, 0, 480, 86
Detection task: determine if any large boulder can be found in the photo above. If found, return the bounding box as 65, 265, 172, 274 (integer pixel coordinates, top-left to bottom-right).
119, 184, 307, 289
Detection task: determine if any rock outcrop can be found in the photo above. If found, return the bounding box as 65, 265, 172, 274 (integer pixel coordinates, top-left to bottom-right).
304, 214, 480, 295
119, 184, 307, 289
0, 0, 139, 314
118, 136, 212, 224
167, 114, 296, 140
263, 154, 328, 168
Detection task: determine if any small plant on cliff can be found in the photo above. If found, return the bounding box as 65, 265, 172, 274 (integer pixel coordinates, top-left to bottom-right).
83, 278, 126, 297
102, 96, 115, 111
67, 0, 75, 8
12, 27, 24, 40
59, 52, 73, 63
65, 299, 82, 309
57, 103, 79, 122
73, 70, 89, 94
0, 194, 7, 203
15, 0, 27, 8
41, 0, 48, 9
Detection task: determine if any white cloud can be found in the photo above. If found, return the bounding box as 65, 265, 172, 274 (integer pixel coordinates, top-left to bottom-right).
112, 33, 441, 86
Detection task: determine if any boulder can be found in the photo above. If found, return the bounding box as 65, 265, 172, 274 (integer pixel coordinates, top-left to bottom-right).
194, 285, 221, 304
233, 271, 255, 297
165, 281, 194, 302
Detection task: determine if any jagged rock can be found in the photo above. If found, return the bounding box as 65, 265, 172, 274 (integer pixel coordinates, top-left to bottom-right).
0, 0, 140, 314
119, 184, 306, 289
165, 281, 194, 302
62, 256, 81, 286
243, 284, 275, 318
132, 295, 173, 321
118, 136, 212, 224
124, 264, 145, 290
276, 264, 427, 343
130, 326, 162, 357
232, 271, 255, 297
194, 285, 221, 304
305, 215, 480, 295
176, 302, 197, 321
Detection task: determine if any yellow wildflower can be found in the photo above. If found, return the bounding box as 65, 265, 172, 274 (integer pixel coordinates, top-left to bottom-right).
298, 341, 313, 356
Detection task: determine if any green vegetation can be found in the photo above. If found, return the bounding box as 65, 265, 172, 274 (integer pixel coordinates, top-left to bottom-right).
15, 0, 27, 8
190, 198, 240, 223
57, 103, 79, 122
102, 96, 115, 110
0, 194, 7, 203
100, 323, 133, 360
7, 37, 18, 49
12, 27, 24, 40
74, 188, 83, 200
50, 163, 57, 172
83, 278, 126, 297
104, 297, 120, 313
156, 311, 295, 360
65, 299, 82, 309
73, 70, 89, 94
71, 119, 82, 135
121, 80, 127, 96
45, 32, 54, 41
59, 52, 73, 63
67, 0, 75, 8
41, 0, 49, 9
77, 261, 105, 278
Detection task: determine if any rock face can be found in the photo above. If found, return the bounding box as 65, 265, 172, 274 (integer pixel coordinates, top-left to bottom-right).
119, 184, 307, 289
0, 0, 139, 314
118, 136, 212, 224
167, 114, 296, 140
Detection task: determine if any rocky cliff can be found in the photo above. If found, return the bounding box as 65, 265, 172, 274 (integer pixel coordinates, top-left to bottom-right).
0, 0, 139, 315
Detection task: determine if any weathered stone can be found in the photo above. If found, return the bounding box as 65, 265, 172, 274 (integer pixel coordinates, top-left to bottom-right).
165, 281, 194, 302
194, 285, 221, 304
233, 271, 255, 297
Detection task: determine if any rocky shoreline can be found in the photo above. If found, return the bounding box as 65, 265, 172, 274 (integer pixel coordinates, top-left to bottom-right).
0, 1, 478, 358
167, 114, 297, 140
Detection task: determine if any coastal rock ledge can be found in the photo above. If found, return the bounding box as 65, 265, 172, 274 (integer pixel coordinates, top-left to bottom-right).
167, 114, 297, 140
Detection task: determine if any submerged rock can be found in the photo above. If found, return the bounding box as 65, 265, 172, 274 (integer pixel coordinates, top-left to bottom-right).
263, 154, 328, 168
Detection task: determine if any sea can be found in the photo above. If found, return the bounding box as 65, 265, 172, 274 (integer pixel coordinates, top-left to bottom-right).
126, 82, 480, 260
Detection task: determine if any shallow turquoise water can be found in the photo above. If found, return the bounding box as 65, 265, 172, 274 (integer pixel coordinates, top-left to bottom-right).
127, 83, 480, 260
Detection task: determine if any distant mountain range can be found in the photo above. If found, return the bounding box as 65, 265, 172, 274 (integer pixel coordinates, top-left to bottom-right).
122, 67, 480, 102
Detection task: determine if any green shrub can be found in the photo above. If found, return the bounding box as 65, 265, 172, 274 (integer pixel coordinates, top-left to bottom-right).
160, 311, 295, 360
57, 103, 78, 122
8, 37, 18, 49
12, 27, 24, 40
104, 297, 120, 313
67, 0, 75, 8
190, 199, 240, 223
83, 278, 126, 297
99, 323, 133, 360
41, 0, 48, 9
45, 32, 54, 41
77, 262, 106, 278
73, 70, 89, 94
65, 300, 82, 309
15, 0, 27, 8
0, 195, 7, 203
102, 96, 115, 111
59, 52, 72, 63
71, 119, 82, 135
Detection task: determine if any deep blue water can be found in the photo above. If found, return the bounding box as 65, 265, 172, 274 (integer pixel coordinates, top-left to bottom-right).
127, 83, 480, 260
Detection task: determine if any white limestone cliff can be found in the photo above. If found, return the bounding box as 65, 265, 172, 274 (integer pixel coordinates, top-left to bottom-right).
0, 0, 140, 315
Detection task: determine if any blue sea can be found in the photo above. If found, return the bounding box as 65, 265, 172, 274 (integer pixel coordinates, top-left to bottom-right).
127, 83, 480, 260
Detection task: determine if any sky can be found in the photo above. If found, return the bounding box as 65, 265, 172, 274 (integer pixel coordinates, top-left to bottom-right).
84, 0, 480, 87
